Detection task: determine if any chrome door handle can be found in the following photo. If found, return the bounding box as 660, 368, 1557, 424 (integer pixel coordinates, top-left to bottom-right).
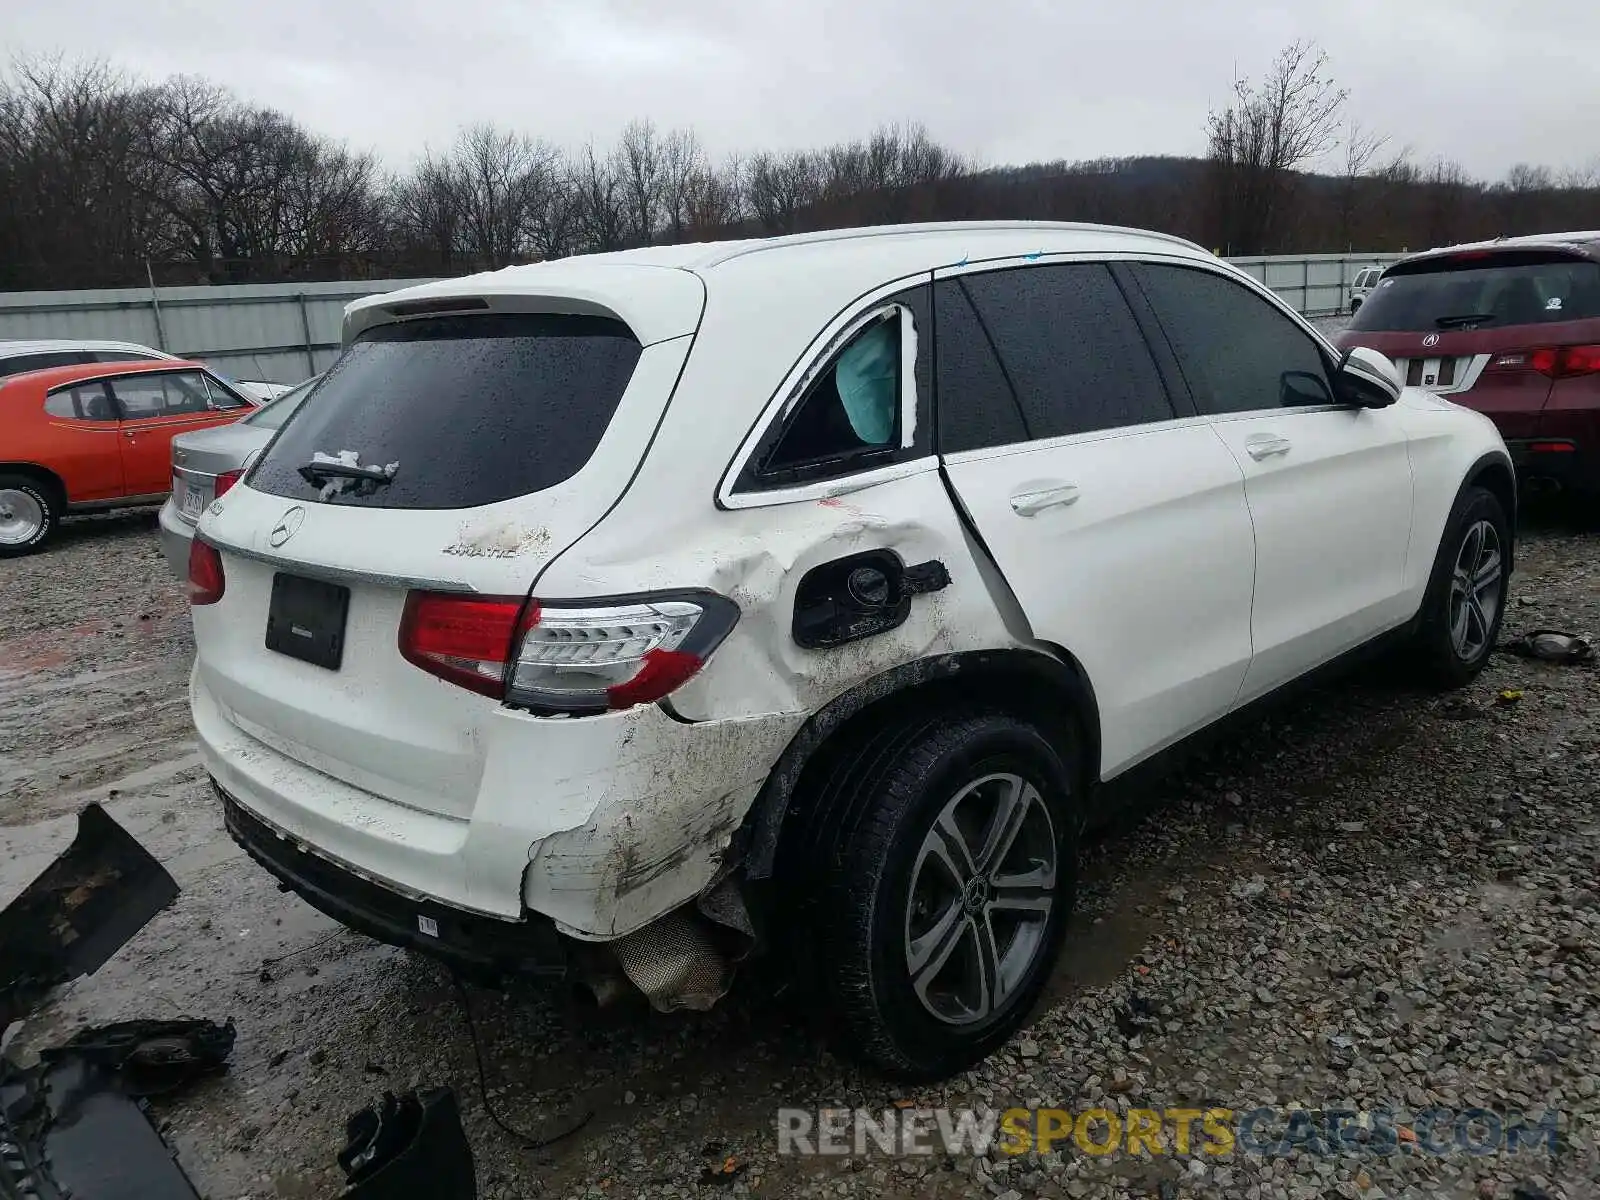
1245, 436, 1291, 461
1010, 484, 1080, 516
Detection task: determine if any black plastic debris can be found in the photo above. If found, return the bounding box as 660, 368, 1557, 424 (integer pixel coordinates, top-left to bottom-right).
0, 803, 213, 1200
39, 1019, 237, 1097
338, 1089, 476, 1200
1502, 629, 1594, 665
0, 803, 179, 1033
1, 1055, 202, 1200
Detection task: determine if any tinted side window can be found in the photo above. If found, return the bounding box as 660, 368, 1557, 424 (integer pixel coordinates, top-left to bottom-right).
737, 283, 931, 491
109, 371, 213, 417
44, 383, 118, 421
935, 279, 1029, 453
1, 351, 92, 378
959, 263, 1174, 440
761, 313, 900, 477
1136, 264, 1334, 414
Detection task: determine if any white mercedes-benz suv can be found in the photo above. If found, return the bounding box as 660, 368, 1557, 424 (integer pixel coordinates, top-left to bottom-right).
188, 222, 1514, 1080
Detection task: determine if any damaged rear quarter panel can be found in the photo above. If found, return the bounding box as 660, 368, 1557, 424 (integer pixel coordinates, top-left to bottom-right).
542, 468, 1021, 724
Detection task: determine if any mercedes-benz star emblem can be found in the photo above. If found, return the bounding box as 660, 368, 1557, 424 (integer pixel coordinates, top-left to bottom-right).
268, 506, 306, 548
1422, 333, 1441, 348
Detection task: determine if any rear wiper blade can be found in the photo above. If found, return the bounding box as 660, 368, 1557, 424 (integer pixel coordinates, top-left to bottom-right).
298, 461, 397, 487
1434, 313, 1497, 329
298, 451, 399, 499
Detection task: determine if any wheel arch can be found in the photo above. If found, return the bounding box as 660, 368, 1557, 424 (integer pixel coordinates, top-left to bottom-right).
736, 645, 1101, 883
0, 462, 67, 509
1464, 450, 1517, 573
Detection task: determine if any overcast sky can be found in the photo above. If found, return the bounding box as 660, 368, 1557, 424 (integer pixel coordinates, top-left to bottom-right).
12, 0, 1596, 180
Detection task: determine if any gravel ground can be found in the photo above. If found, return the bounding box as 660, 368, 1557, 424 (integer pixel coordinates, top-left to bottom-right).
2, 498, 1597, 1200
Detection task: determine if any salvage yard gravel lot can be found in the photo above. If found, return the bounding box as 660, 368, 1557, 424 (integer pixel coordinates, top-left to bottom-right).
1, 503, 1597, 1200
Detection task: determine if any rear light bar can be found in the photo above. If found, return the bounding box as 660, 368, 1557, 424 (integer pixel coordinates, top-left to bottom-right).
399, 594, 535, 699
397, 590, 740, 713
1485, 345, 1600, 379
213, 469, 243, 498
188, 539, 225, 606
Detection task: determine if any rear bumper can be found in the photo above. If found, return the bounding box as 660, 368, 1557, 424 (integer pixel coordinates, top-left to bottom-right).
1506, 439, 1596, 492
221, 783, 567, 980
192, 661, 802, 940
158, 500, 195, 578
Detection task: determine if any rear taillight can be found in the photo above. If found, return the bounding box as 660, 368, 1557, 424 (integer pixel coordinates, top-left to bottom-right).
1486, 345, 1600, 378
398, 593, 533, 699
213, 470, 242, 498
398, 590, 739, 712
187, 540, 225, 606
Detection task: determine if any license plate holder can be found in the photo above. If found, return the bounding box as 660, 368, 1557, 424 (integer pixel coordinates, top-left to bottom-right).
265, 573, 349, 671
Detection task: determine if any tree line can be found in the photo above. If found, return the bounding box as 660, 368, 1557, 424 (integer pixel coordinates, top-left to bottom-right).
2, 48, 1596, 292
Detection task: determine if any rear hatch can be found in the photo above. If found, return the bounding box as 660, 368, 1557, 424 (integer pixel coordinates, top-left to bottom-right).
194, 278, 702, 821
1338, 248, 1600, 439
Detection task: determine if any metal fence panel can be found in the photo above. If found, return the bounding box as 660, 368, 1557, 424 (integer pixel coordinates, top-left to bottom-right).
0, 254, 1405, 385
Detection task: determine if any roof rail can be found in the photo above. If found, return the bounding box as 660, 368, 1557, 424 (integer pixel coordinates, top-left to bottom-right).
695, 220, 1209, 268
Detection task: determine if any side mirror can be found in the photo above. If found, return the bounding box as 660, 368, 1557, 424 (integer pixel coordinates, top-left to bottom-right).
1335, 346, 1402, 409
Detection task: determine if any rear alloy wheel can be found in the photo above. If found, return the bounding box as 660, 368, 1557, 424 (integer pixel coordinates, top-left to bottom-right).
817, 711, 1079, 1080
0, 474, 57, 558
1415, 485, 1510, 686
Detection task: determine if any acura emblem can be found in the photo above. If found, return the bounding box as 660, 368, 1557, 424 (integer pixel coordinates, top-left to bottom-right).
1422, 333, 1441, 348
269, 506, 306, 548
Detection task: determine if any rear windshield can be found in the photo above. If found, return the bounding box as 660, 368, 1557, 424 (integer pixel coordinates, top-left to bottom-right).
1348, 257, 1600, 332
249, 313, 641, 509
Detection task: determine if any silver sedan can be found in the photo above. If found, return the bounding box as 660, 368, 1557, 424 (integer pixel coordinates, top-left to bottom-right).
159, 374, 320, 577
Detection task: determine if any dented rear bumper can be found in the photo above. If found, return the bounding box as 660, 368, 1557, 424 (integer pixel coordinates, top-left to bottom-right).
194, 662, 801, 943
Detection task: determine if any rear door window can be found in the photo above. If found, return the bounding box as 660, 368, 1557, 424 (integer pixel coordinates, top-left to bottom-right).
44, 383, 118, 421
1349, 256, 1600, 332
947, 263, 1175, 446
249, 313, 642, 509
109, 371, 215, 417
1133, 264, 1335, 415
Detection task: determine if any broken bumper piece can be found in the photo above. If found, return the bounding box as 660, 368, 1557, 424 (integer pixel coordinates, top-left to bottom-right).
0, 805, 225, 1200
220, 787, 567, 983
338, 1088, 476, 1200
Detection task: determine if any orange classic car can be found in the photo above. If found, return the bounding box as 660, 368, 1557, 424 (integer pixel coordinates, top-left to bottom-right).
0, 359, 258, 557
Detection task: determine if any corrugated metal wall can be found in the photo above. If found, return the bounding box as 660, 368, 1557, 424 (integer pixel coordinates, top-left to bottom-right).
0, 253, 1403, 385
0, 279, 434, 385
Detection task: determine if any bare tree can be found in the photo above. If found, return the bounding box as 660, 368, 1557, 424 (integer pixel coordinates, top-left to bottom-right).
614, 119, 664, 245
571, 143, 626, 252
683, 155, 745, 238
1205, 39, 1349, 253
1334, 118, 1388, 248
745, 149, 820, 234
658, 127, 706, 243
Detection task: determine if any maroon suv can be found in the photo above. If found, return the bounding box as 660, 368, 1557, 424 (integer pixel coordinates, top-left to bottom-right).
1338, 231, 1600, 500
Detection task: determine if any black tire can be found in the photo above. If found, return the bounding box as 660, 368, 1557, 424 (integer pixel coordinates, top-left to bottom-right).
815, 710, 1080, 1080
0, 472, 59, 559
1414, 484, 1511, 687
1350, 298, 1362, 314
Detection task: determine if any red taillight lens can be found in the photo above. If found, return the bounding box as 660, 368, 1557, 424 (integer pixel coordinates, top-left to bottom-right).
213, 470, 242, 498
187, 540, 225, 606
1559, 344, 1600, 376
398, 593, 533, 698
505, 593, 741, 715
1486, 345, 1600, 378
